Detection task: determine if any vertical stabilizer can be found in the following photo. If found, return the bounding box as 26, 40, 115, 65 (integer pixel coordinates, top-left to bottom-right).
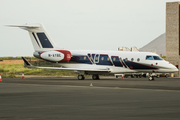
8, 23, 60, 52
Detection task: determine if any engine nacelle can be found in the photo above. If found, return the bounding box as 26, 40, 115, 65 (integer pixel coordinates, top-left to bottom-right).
34, 50, 71, 62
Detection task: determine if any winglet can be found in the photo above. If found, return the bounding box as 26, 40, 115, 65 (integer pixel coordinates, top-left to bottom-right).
22, 57, 33, 67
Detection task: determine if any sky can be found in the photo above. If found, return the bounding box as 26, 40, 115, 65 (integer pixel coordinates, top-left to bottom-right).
0, 0, 177, 57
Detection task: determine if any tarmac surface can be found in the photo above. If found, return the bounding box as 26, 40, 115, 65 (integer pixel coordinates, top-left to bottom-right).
0, 76, 180, 120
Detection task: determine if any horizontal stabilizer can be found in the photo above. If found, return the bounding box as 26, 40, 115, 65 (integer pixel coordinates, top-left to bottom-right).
22, 57, 33, 66
6, 24, 40, 28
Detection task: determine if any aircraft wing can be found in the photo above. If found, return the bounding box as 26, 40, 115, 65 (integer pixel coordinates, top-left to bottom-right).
22, 57, 111, 72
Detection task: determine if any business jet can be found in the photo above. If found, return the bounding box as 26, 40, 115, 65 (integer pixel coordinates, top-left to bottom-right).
8, 23, 178, 81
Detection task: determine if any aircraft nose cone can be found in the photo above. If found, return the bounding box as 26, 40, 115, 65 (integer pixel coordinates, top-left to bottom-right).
170, 65, 179, 72
174, 68, 179, 72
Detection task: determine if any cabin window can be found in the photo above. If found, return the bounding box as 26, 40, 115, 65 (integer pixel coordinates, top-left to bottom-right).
137, 58, 140, 62
70, 56, 91, 64
131, 58, 134, 61
113, 57, 116, 61
97, 54, 113, 66
146, 55, 163, 60
146, 56, 154, 60
153, 56, 163, 60
125, 58, 128, 61
111, 56, 123, 67
101, 57, 104, 61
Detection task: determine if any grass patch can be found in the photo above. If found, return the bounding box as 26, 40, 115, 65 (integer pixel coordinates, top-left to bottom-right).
0, 63, 77, 78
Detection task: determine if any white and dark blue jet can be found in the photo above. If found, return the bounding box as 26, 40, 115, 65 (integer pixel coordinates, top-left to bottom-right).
8, 23, 178, 80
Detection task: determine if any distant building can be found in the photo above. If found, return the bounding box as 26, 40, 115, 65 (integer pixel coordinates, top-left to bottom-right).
131, 47, 139, 52
118, 47, 130, 51
166, 2, 180, 76
118, 47, 139, 52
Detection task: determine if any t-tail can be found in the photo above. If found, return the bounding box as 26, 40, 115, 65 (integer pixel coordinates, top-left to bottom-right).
7, 23, 60, 52
8, 23, 71, 62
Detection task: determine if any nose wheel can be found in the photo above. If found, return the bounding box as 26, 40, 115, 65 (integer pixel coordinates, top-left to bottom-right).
78, 75, 85, 80
148, 76, 154, 81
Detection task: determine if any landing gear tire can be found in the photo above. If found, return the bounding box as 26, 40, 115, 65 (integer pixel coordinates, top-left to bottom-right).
143, 74, 146, 78
165, 74, 168, 78
92, 74, 100, 80
78, 75, 85, 80
131, 75, 134, 78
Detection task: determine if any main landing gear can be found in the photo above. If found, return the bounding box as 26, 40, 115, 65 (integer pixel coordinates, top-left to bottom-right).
77, 74, 100, 80
92, 74, 100, 80
78, 75, 85, 80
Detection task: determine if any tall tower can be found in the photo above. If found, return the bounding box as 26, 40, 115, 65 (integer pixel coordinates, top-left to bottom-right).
166, 2, 180, 76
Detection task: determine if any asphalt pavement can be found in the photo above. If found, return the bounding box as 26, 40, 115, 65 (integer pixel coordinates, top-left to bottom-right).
0, 77, 180, 120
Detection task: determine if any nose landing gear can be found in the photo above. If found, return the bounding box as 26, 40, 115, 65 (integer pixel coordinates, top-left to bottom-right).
148, 74, 155, 81
148, 76, 154, 81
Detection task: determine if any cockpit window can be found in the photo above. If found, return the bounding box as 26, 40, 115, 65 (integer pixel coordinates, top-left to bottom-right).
146, 56, 154, 60
153, 56, 163, 60
146, 55, 163, 60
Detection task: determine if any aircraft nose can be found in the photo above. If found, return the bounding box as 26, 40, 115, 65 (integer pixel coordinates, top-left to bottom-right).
172, 68, 178, 72
169, 64, 179, 72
